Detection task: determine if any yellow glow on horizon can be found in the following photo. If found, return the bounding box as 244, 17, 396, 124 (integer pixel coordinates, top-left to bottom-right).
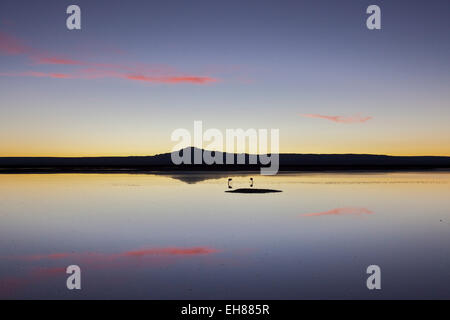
1, 144, 449, 157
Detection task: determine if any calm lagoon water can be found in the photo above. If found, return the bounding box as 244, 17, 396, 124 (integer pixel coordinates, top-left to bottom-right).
0, 172, 449, 299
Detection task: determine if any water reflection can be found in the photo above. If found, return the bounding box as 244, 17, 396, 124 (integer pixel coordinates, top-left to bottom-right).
0, 172, 449, 299
303, 207, 374, 217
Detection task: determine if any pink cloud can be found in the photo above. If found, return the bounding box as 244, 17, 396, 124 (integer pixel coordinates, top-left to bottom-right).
0, 267, 65, 298
0, 71, 73, 79
0, 31, 29, 55
30, 267, 66, 277
50, 73, 72, 79
34, 57, 86, 66
303, 207, 374, 217
0, 31, 219, 85
12, 246, 221, 261
124, 247, 220, 257
0, 69, 216, 84
300, 114, 373, 123
32, 56, 128, 70
25, 252, 75, 261
125, 74, 217, 84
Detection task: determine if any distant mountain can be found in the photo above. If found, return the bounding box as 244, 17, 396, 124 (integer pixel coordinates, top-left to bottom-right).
0, 147, 449, 172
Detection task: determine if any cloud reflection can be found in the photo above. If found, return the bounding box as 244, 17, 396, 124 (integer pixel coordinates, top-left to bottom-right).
300, 114, 372, 123
0, 246, 220, 298
17, 246, 220, 261
303, 207, 374, 217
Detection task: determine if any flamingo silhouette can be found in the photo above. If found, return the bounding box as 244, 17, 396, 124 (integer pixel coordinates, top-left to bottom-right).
227, 178, 233, 189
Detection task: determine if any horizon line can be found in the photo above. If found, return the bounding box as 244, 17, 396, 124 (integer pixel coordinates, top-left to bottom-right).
1, 147, 450, 159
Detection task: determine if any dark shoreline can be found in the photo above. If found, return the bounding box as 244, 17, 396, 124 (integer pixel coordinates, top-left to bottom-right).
1, 167, 450, 174
1, 148, 450, 174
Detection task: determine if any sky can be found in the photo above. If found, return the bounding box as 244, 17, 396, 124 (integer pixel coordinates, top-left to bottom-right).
0, 0, 449, 157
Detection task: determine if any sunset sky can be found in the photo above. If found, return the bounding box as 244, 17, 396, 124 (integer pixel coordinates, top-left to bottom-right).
0, 0, 449, 157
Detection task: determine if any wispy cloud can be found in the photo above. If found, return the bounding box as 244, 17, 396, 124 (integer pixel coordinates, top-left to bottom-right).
302, 207, 374, 217
125, 74, 217, 84
0, 267, 66, 298
0, 31, 29, 55
124, 247, 220, 257
11, 246, 221, 261
300, 114, 373, 123
0, 31, 219, 85
33, 57, 86, 66
0, 71, 73, 79
0, 70, 217, 84
0, 246, 221, 297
